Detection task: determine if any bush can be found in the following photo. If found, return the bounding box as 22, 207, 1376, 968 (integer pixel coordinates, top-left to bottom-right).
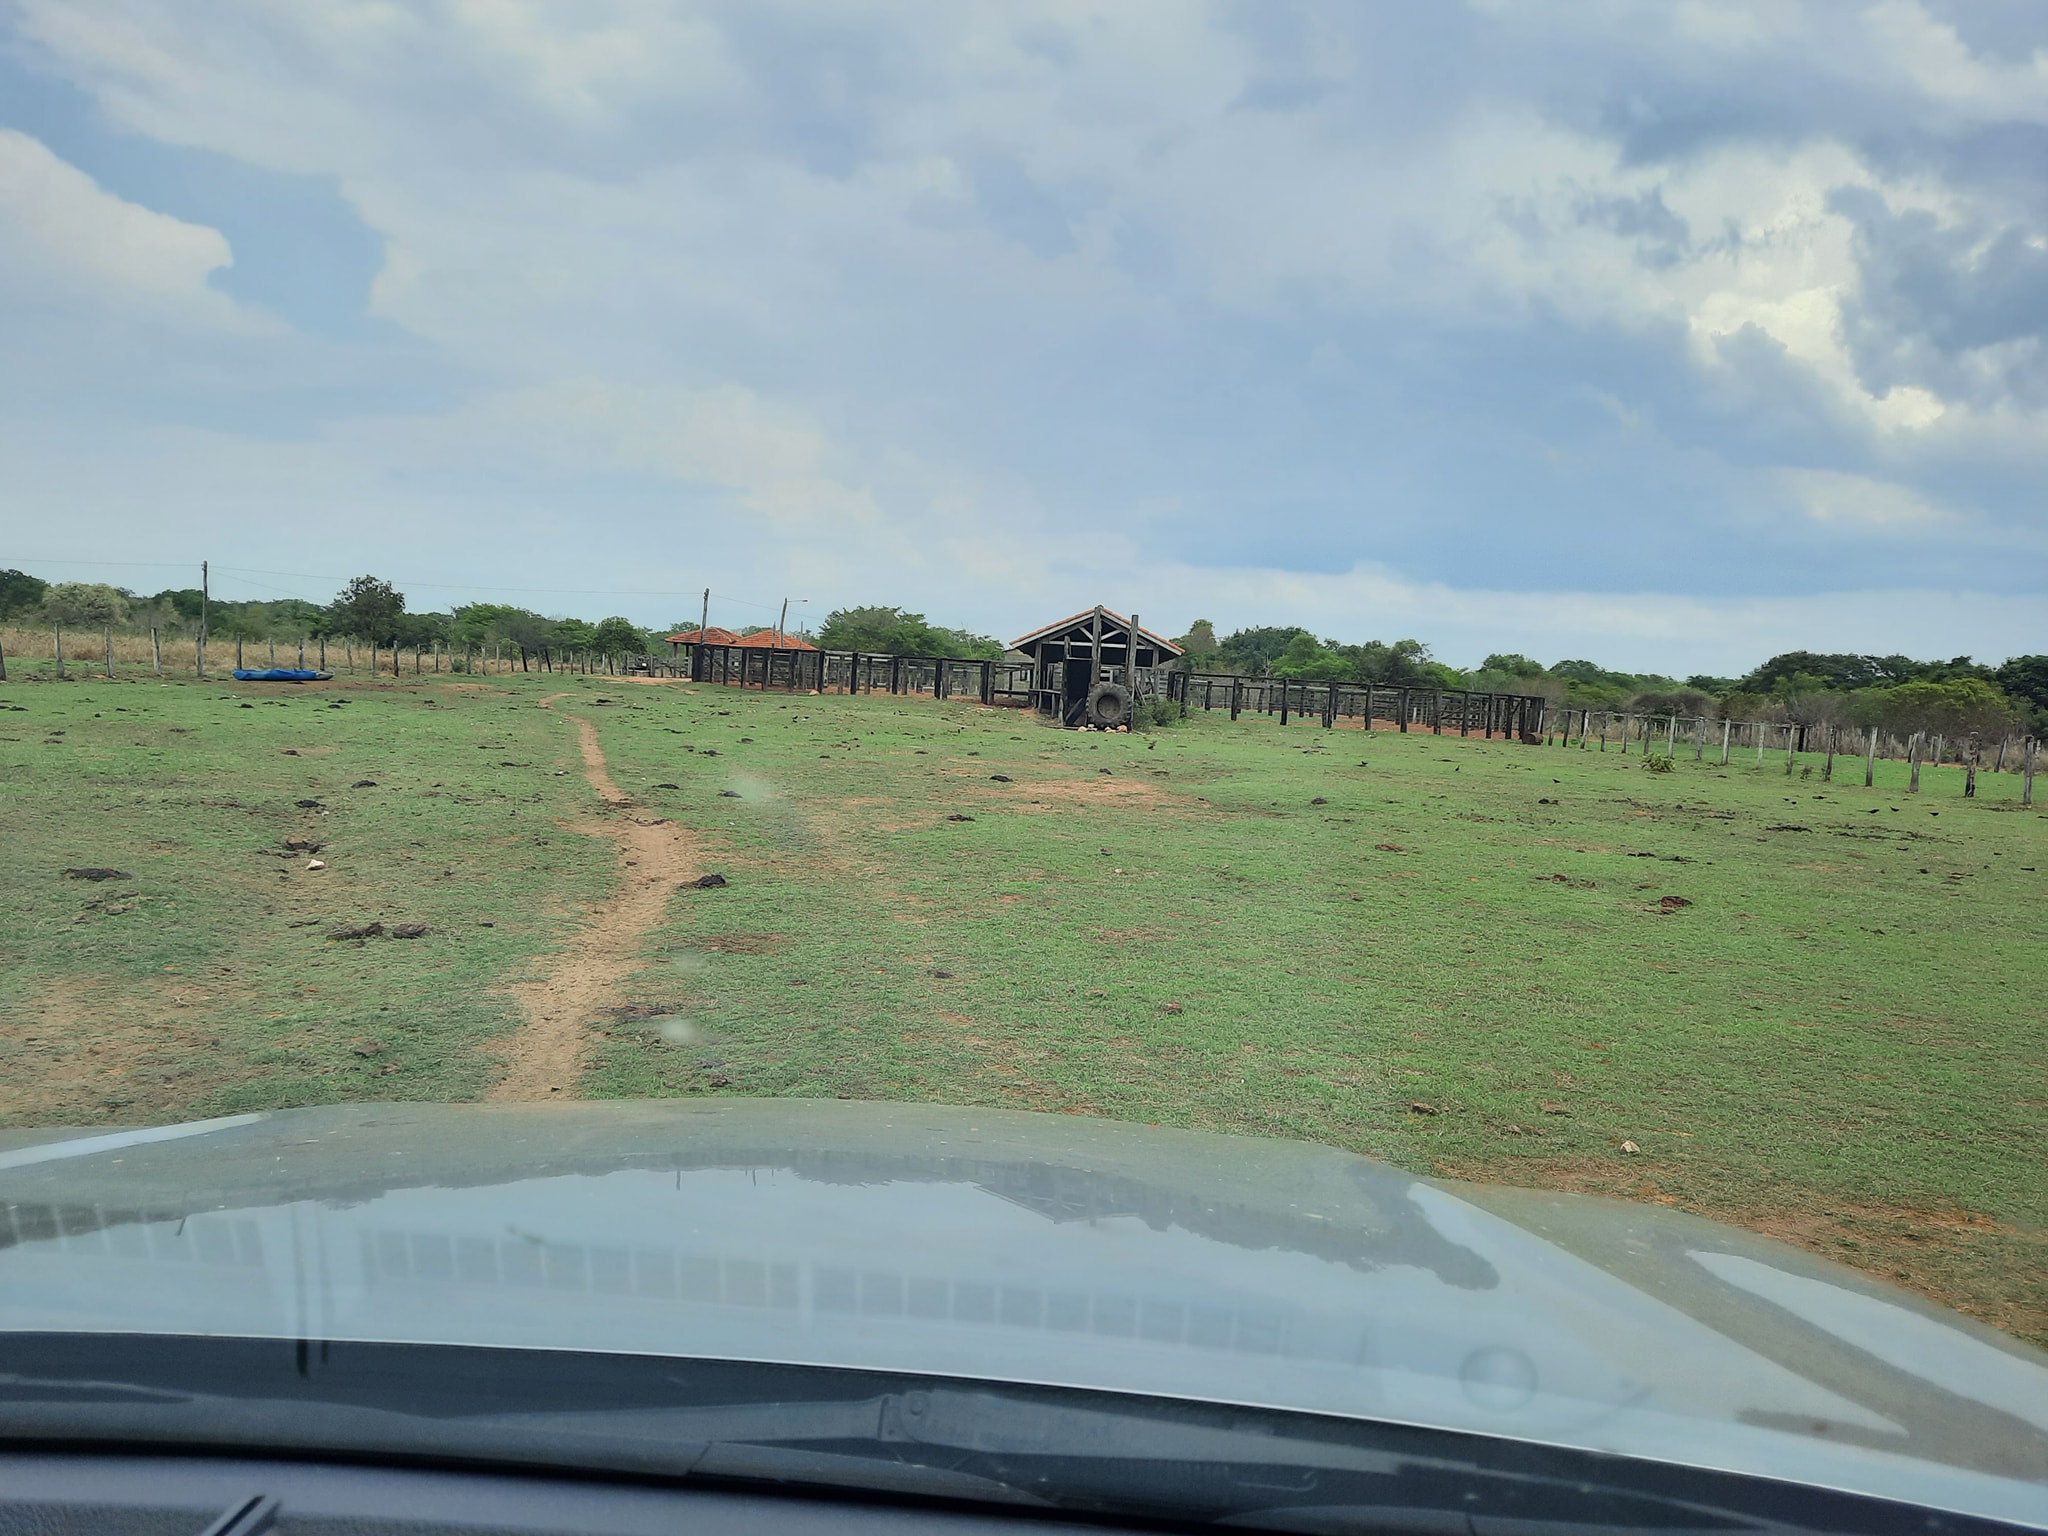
1642, 753, 1675, 774
1131, 698, 1182, 730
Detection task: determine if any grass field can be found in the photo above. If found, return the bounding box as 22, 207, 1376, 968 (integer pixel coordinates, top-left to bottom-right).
2, 671, 2043, 1343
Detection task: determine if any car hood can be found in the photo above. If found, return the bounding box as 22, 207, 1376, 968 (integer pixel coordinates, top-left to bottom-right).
2, 1099, 2044, 1525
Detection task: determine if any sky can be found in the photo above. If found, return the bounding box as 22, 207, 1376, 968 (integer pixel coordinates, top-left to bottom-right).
1, 0, 2044, 675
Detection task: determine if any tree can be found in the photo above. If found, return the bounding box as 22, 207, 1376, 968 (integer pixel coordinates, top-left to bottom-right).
1992, 655, 2048, 719
392, 612, 450, 652
0, 569, 49, 620
1175, 619, 1219, 655
43, 582, 127, 629
552, 617, 596, 653
1213, 626, 1307, 675
591, 616, 650, 656
1481, 653, 1545, 678
1270, 632, 1355, 682
148, 588, 207, 623
817, 605, 1000, 658
328, 575, 405, 644
1348, 638, 1435, 686
1879, 678, 2020, 741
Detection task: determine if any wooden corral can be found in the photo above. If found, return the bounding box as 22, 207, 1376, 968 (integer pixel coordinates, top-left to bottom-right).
1009, 607, 1184, 727
654, 623, 1548, 743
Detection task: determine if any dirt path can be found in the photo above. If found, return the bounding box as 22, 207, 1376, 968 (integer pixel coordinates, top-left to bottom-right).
487, 695, 700, 1100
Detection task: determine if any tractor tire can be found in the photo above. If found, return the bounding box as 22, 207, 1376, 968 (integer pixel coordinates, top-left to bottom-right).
1086, 682, 1134, 728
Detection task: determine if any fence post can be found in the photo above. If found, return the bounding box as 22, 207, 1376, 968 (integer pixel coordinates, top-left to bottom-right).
1693, 715, 1704, 761
55, 625, 65, 679
105, 626, 115, 678
1324, 681, 1336, 728
1965, 757, 1976, 798
1784, 724, 1796, 774
1278, 680, 1290, 726
1231, 677, 1242, 721
0, 634, 7, 682
1909, 733, 1922, 793
1865, 726, 1877, 787
2024, 739, 2036, 806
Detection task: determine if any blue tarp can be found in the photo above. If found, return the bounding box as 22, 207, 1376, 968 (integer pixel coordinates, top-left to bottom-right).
231, 669, 332, 682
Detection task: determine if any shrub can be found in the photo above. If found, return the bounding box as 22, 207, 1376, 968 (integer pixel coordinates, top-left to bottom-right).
1131, 698, 1182, 730
1642, 753, 1675, 774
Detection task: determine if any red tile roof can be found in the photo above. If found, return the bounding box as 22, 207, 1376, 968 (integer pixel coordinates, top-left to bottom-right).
730, 630, 817, 650
661, 627, 742, 645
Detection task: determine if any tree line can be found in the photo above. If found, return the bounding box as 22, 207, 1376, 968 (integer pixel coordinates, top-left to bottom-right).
1171, 620, 2047, 742
0, 571, 666, 667
3, 569, 2038, 737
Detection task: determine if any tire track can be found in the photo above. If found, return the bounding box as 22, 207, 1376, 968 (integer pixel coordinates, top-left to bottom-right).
487, 694, 699, 1100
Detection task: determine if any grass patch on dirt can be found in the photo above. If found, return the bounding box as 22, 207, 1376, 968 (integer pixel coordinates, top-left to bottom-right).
0, 675, 612, 1120
3, 670, 2044, 1343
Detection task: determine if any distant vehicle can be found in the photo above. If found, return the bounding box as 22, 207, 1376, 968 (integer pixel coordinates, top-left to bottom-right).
3, 1100, 2043, 1535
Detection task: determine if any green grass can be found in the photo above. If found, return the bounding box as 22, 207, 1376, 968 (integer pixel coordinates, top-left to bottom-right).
0, 676, 613, 1113
2, 671, 2043, 1342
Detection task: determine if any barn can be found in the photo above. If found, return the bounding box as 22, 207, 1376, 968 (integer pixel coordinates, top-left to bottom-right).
1009, 607, 1182, 727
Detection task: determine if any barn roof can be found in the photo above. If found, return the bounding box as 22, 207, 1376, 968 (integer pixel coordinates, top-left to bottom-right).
661, 626, 743, 645
1009, 607, 1184, 656
730, 630, 818, 650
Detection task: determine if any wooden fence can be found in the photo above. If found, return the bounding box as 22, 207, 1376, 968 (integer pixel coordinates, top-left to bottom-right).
1545, 706, 2040, 799
653, 643, 1548, 741
3, 626, 2032, 801
1177, 672, 1546, 739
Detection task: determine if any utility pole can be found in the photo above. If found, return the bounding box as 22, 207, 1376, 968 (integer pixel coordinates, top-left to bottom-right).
198, 560, 209, 678
776, 598, 788, 648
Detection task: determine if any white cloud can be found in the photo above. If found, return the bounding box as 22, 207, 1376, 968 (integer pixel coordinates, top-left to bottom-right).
1780, 467, 1950, 529
0, 128, 261, 327
2, 0, 2042, 658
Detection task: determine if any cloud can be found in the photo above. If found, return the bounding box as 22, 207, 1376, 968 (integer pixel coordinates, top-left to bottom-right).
0, 0, 2043, 666
1829, 184, 2048, 410
1780, 467, 1951, 529
0, 127, 259, 327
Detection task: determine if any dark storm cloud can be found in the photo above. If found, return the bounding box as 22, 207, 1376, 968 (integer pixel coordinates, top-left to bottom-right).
1830, 185, 2048, 409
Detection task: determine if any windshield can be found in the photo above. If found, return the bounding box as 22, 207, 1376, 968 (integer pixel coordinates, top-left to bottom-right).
1, 3, 2045, 1533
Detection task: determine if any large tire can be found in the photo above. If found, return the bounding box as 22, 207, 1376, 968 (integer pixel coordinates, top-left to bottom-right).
1086, 682, 1133, 728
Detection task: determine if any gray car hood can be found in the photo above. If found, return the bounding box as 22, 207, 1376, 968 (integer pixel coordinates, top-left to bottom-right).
1, 1099, 2044, 1526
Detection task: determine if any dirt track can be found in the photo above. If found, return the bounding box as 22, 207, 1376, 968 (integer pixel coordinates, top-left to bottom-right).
487, 695, 699, 1100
